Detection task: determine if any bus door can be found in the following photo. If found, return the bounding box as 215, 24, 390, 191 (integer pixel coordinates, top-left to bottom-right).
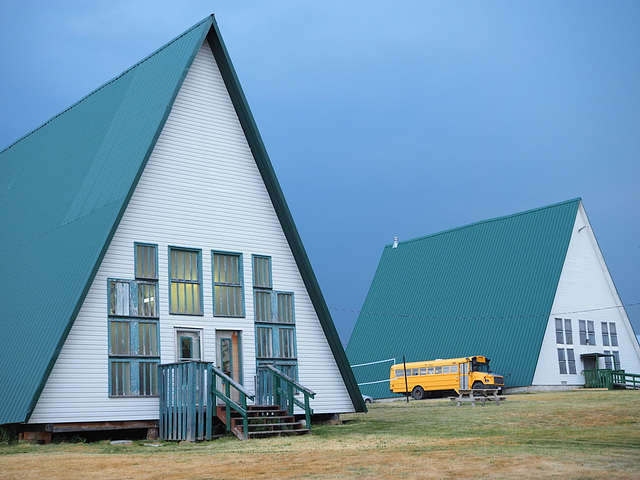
459, 362, 469, 389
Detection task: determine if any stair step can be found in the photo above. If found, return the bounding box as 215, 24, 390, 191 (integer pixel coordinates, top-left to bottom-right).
247, 429, 310, 439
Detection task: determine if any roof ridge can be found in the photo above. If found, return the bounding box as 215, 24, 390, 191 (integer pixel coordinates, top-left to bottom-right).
390, 198, 582, 248
0, 15, 213, 156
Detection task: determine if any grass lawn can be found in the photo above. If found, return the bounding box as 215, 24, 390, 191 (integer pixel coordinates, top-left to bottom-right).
0, 390, 638, 479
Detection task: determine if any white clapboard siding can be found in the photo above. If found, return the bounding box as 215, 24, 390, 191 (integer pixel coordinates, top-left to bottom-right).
532, 202, 640, 386
30, 40, 353, 424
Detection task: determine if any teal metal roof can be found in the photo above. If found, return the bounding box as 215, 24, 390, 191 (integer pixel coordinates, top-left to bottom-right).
0, 16, 363, 425
346, 199, 581, 398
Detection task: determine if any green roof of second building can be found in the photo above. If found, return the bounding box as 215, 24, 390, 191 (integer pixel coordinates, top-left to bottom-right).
346, 199, 581, 397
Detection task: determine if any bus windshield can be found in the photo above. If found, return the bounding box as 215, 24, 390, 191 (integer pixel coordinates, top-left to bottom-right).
472, 360, 490, 373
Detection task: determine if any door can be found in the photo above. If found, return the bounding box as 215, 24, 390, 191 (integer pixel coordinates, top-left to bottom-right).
583, 355, 597, 371
216, 330, 242, 402
459, 361, 469, 390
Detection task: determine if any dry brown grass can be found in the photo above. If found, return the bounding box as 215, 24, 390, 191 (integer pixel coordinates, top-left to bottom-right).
1, 390, 638, 479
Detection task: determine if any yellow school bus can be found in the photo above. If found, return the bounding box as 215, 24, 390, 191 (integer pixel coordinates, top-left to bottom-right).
389, 356, 504, 399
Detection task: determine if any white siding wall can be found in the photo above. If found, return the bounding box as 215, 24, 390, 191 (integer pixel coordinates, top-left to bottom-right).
30, 41, 354, 423
532, 202, 640, 386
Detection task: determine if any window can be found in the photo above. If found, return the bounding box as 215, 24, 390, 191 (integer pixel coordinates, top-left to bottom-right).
564, 319, 573, 344
604, 351, 612, 369
107, 243, 159, 397
579, 320, 596, 345
587, 321, 596, 345
557, 349, 567, 374
612, 351, 620, 370
609, 323, 618, 347
396, 369, 405, 378
566, 349, 576, 374
135, 243, 158, 280
555, 318, 564, 343
253, 255, 272, 289
428, 367, 434, 375
213, 251, 244, 317
169, 247, 202, 315
108, 317, 159, 396
253, 255, 297, 379
556, 318, 573, 344
175, 329, 202, 362
602, 322, 610, 346
109, 280, 158, 317
419, 368, 427, 375
558, 348, 576, 375
451, 364, 458, 373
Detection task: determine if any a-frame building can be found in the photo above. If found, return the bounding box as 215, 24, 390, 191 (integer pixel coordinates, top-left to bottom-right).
0, 16, 364, 434
347, 199, 640, 398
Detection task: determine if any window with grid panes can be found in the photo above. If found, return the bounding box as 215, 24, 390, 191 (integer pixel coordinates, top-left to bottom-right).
612, 351, 620, 369
602, 322, 610, 346
609, 323, 618, 346
169, 247, 202, 315
213, 251, 244, 317
564, 319, 573, 344
604, 351, 613, 369
566, 348, 576, 374
135, 243, 158, 280
107, 243, 159, 397
253, 255, 297, 378
108, 316, 159, 396
557, 349, 567, 374
555, 318, 564, 343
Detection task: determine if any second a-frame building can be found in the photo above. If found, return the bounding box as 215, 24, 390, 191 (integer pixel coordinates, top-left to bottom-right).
347, 199, 640, 398
0, 15, 364, 437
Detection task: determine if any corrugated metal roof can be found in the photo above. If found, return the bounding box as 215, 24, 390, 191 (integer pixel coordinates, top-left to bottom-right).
0, 16, 364, 424
0, 16, 212, 424
346, 199, 580, 398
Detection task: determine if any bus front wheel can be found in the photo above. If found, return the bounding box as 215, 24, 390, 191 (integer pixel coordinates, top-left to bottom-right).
411, 386, 425, 400
472, 381, 484, 394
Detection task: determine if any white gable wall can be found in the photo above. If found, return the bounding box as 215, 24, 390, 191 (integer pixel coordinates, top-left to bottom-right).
30, 40, 353, 424
532, 202, 640, 386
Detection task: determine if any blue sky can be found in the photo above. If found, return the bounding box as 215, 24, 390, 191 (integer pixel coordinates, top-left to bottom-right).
2, 1, 639, 343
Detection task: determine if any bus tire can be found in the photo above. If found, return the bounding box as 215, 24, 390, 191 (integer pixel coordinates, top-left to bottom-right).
411, 386, 425, 400
472, 381, 484, 394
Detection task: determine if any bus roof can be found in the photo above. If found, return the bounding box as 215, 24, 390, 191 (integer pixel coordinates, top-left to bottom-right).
391, 356, 489, 369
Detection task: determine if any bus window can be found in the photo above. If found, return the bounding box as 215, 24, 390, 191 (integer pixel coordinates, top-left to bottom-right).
435, 366, 442, 374
428, 367, 434, 374
443, 365, 450, 374
412, 369, 419, 376
420, 368, 426, 375
451, 364, 458, 373
396, 369, 404, 377
472, 361, 490, 373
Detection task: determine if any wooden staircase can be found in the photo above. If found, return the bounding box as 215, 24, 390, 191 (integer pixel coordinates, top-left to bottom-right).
217, 405, 310, 440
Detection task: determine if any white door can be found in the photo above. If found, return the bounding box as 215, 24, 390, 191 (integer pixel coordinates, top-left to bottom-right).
459, 362, 469, 390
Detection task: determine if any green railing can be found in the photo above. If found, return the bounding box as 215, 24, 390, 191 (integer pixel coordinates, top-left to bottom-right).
612, 370, 640, 390
583, 369, 640, 390
263, 364, 316, 431
158, 362, 254, 441
210, 365, 255, 440
159, 362, 212, 441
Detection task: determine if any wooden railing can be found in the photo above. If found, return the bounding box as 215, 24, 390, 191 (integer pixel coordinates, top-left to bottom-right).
583, 369, 640, 390
158, 362, 254, 441
159, 362, 212, 441
262, 365, 316, 431
210, 365, 255, 440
